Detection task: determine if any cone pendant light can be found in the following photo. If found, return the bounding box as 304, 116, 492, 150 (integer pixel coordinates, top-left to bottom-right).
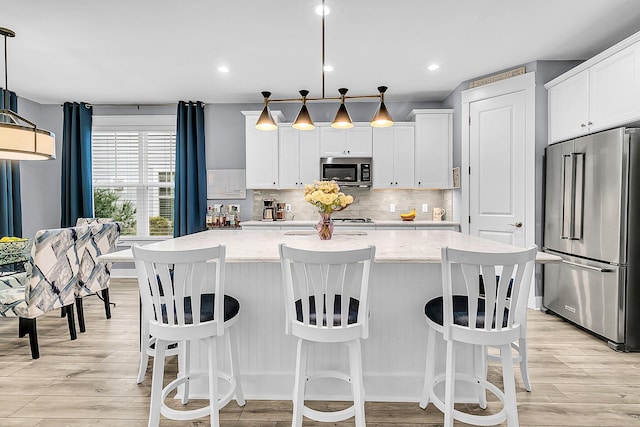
292, 90, 315, 130
331, 88, 354, 129
255, 91, 278, 131
370, 86, 394, 128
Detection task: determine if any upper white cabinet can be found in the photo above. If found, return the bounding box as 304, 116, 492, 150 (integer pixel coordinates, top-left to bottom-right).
548, 70, 590, 142
320, 125, 373, 157
410, 109, 453, 189
547, 33, 640, 143
278, 125, 320, 189
243, 110, 284, 189
372, 124, 415, 188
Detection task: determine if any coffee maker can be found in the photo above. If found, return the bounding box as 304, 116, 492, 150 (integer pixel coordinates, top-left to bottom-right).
262, 199, 276, 221
276, 202, 287, 221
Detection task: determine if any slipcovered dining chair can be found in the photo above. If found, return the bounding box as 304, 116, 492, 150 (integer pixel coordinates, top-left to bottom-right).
75, 220, 122, 332
420, 245, 537, 427
133, 244, 245, 427
0, 226, 92, 358
279, 243, 376, 427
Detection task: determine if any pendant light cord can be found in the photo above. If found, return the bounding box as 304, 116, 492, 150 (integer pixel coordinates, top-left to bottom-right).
3, 33, 7, 91
321, 0, 325, 99
3, 32, 7, 107
1, 31, 11, 108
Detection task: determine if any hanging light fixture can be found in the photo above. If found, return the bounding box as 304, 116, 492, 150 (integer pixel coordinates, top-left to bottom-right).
370, 86, 394, 128
331, 88, 354, 129
292, 90, 315, 130
0, 27, 55, 160
255, 91, 278, 131
255, 0, 394, 131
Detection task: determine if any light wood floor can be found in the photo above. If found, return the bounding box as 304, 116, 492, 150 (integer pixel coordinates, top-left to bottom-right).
2, 279, 640, 426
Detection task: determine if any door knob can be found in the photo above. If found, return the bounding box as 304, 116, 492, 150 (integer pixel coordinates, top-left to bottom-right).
509, 221, 523, 228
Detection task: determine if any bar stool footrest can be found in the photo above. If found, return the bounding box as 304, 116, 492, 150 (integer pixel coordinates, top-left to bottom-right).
301, 369, 357, 423
429, 372, 508, 426
159, 371, 238, 421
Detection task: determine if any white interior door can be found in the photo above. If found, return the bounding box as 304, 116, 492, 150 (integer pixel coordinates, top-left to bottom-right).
469, 91, 526, 246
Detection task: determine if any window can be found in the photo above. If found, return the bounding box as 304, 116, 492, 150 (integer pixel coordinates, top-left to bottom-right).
92, 115, 176, 238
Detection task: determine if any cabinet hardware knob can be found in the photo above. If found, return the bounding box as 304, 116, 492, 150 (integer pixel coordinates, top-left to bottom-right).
508, 221, 523, 228
588, 121, 593, 125
580, 123, 586, 127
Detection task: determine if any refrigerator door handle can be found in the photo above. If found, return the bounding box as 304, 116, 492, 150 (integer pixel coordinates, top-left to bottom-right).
571, 153, 585, 240
562, 259, 613, 273
561, 154, 574, 239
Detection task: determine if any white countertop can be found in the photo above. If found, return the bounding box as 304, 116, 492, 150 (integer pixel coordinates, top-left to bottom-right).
240, 220, 460, 227
103, 229, 559, 264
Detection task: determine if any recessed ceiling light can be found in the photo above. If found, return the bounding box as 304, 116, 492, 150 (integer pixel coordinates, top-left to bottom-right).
315, 4, 330, 16
427, 64, 440, 71
323, 64, 334, 72
218, 66, 230, 73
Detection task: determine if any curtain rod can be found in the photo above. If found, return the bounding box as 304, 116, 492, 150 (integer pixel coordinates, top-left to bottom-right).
59, 102, 205, 108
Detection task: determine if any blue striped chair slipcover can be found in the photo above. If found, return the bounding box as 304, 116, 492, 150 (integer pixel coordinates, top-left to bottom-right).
0, 226, 92, 359
75, 217, 114, 227
0, 272, 27, 290
75, 221, 122, 332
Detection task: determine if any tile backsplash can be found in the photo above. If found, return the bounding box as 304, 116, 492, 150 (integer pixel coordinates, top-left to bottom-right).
252, 188, 453, 221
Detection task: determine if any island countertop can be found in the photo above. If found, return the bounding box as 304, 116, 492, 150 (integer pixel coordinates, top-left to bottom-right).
240, 219, 460, 228
103, 229, 559, 264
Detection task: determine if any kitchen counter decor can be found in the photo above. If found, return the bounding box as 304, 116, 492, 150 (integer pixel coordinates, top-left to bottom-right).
303, 180, 354, 240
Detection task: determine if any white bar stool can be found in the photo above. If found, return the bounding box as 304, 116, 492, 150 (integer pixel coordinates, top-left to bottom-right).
279, 243, 375, 427
133, 244, 245, 427
420, 245, 537, 427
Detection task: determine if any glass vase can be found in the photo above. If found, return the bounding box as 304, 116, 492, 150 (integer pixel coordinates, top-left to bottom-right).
315, 212, 334, 240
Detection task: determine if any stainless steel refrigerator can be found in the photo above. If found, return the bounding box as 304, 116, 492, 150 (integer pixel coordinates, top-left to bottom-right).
543, 127, 640, 351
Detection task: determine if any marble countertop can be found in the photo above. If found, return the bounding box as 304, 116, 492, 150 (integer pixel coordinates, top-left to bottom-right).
102, 229, 560, 264
241, 220, 460, 227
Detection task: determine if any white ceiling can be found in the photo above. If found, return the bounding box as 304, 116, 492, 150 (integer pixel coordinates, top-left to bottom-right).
2, 0, 640, 105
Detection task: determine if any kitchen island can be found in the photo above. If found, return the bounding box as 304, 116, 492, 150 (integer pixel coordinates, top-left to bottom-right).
103, 229, 557, 401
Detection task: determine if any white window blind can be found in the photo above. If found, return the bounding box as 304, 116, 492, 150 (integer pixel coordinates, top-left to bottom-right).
92, 115, 176, 237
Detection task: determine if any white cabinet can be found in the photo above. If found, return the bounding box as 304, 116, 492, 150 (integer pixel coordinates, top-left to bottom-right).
547, 35, 640, 144
278, 125, 320, 189
243, 110, 284, 189
590, 42, 640, 131
548, 70, 590, 142
410, 109, 453, 189
320, 125, 373, 157
372, 124, 415, 188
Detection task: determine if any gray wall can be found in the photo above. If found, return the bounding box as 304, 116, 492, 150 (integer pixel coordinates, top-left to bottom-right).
17, 99, 439, 234
441, 60, 582, 297
17, 99, 63, 239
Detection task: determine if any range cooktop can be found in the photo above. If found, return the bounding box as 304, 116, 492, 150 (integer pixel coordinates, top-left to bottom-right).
331, 217, 373, 223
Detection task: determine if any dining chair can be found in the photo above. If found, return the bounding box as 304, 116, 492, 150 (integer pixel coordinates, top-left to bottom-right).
419, 245, 537, 427
75, 221, 122, 332
0, 226, 92, 358
279, 243, 376, 427
133, 244, 245, 427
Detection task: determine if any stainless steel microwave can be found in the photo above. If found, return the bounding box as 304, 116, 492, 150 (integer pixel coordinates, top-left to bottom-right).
320, 157, 372, 187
